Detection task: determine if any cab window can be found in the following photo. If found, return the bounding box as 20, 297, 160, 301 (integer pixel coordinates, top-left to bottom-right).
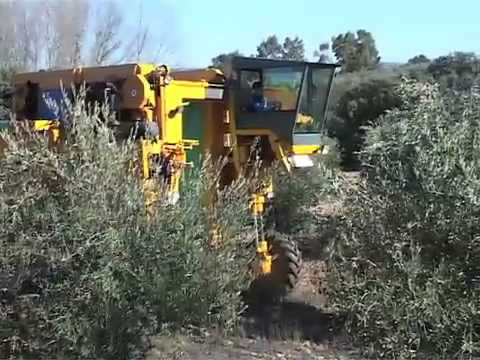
239, 67, 304, 113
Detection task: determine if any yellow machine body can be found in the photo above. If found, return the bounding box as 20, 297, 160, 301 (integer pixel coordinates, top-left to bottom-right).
6, 57, 338, 295
11, 63, 227, 200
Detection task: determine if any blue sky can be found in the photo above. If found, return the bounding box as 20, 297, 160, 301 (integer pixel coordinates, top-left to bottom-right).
129, 0, 480, 68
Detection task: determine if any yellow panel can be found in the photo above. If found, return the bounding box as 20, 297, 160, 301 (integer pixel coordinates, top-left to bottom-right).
15, 68, 77, 89
121, 75, 155, 110
291, 144, 321, 155
136, 63, 157, 76
170, 68, 224, 83
14, 62, 158, 91
32, 120, 58, 131
163, 80, 211, 144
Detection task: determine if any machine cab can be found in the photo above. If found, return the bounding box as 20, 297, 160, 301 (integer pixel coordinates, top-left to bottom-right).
224, 56, 338, 161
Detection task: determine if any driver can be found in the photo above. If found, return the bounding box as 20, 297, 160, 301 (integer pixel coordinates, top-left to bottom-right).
247, 80, 272, 112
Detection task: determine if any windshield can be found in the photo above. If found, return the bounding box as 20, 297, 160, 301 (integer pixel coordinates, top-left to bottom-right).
233, 60, 337, 143
294, 66, 335, 133
240, 66, 304, 112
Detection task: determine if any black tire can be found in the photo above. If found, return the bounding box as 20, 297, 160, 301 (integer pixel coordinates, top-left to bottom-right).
268, 230, 302, 292
247, 231, 302, 304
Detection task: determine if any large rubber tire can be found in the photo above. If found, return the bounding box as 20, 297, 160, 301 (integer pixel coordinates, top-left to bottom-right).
268, 230, 302, 293
247, 231, 302, 304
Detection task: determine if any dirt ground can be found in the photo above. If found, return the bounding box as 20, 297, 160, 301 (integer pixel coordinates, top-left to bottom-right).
146, 335, 360, 360
144, 254, 359, 360
144, 274, 361, 360
145, 198, 360, 360
145, 274, 359, 360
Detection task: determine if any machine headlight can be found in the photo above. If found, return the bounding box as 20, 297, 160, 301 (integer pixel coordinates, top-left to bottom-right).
288, 154, 314, 168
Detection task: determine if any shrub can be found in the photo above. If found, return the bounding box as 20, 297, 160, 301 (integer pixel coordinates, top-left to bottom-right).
328, 70, 402, 168
328, 78, 480, 359
427, 52, 480, 92
318, 135, 342, 170
0, 90, 254, 359
0, 66, 15, 120
272, 147, 340, 236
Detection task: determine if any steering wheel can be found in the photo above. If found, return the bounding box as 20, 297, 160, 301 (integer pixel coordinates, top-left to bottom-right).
272, 101, 282, 111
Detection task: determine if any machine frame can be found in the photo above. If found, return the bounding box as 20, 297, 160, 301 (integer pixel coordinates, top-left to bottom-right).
4, 56, 339, 298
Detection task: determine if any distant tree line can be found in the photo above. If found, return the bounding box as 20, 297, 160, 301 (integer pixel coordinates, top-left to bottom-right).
211, 35, 308, 69
0, 0, 170, 72
211, 29, 380, 72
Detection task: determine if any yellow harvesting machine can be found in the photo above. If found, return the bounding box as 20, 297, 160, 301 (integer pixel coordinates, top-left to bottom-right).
6, 56, 338, 298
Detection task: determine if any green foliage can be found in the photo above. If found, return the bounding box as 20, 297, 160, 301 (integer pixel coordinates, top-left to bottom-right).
319, 43, 330, 52
256, 35, 284, 59
331, 30, 380, 73
327, 51, 480, 168
400, 63, 433, 83
272, 146, 340, 236
281, 36, 305, 61
328, 79, 480, 359
407, 54, 430, 65
0, 66, 15, 120
211, 37, 306, 69
328, 71, 402, 167
314, 42, 333, 63
427, 51, 480, 91
256, 35, 305, 61
0, 90, 253, 359
318, 136, 343, 170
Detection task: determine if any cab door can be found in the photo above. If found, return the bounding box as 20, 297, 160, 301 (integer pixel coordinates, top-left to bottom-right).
182, 101, 205, 169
